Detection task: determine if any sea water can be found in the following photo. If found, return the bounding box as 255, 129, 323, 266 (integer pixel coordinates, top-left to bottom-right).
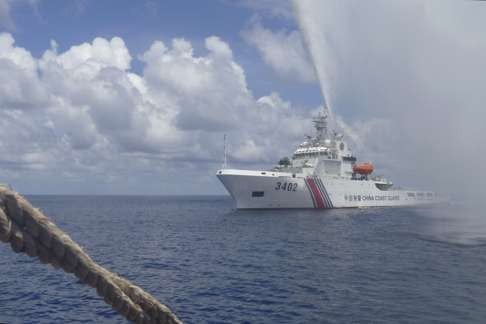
1, 196, 486, 323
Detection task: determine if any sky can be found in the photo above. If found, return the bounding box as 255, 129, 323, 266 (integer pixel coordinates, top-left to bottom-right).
0, 0, 323, 194
1, 0, 485, 197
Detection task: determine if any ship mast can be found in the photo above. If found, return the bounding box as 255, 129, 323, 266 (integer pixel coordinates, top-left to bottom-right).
222, 134, 228, 169
312, 108, 329, 140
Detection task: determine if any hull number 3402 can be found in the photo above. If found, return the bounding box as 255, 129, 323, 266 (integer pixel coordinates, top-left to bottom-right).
275, 182, 298, 191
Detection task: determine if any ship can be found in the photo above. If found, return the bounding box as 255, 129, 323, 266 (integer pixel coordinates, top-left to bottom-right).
217, 109, 438, 209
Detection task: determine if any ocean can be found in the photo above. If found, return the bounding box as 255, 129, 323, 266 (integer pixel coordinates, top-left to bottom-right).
1, 195, 486, 323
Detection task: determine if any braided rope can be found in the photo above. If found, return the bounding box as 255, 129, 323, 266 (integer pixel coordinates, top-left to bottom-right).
0, 187, 182, 324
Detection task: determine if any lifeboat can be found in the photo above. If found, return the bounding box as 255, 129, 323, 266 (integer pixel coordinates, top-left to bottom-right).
353, 162, 374, 175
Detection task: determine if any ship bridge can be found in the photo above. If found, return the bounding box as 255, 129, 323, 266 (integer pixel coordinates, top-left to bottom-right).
273, 110, 365, 180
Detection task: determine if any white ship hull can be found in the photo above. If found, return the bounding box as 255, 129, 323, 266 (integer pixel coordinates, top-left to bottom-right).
217, 109, 438, 210
218, 169, 436, 209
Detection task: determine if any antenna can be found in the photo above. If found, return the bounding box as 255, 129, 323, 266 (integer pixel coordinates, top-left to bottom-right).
223, 134, 228, 169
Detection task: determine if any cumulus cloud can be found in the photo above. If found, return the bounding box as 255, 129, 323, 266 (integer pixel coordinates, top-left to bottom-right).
242, 19, 316, 83
42, 36, 131, 72
0, 32, 314, 192
0, 34, 48, 113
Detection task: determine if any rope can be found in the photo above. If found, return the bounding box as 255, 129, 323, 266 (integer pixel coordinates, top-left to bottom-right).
0, 187, 183, 324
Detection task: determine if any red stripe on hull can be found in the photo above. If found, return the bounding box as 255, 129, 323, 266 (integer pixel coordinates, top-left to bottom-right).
304, 180, 317, 208
307, 178, 326, 209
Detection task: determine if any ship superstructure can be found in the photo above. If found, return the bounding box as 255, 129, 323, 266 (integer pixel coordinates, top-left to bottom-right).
217, 109, 437, 209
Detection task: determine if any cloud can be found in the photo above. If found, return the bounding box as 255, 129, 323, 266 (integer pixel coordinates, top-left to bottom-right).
0, 0, 14, 30
228, 0, 293, 20
0, 33, 48, 109
42, 36, 132, 72
242, 19, 316, 83
0, 0, 43, 30
0, 32, 314, 193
